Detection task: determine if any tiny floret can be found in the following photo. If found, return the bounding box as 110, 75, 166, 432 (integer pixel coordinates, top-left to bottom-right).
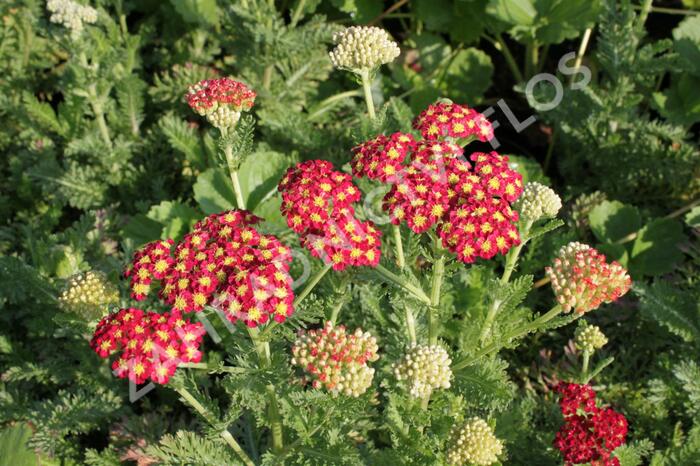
291, 321, 379, 397
46, 0, 97, 39
393, 344, 452, 399
546, 242, 631, 314
59, 271, 119, 320
446, 417, 504, 466
574, 322, 608, 353
329, 26, 400, 71
514, 181, 562, 222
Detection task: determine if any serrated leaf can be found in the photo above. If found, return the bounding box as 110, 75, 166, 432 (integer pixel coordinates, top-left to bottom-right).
22, 92, 65, 135
159, 114, 207, 169
634, 282, 700, 344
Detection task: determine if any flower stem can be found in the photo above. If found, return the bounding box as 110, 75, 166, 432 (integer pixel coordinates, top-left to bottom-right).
87, 84, 112, 148
492, 33, 524, 83
290, 0, 306, 27
374, 264, 430, 305
175, 387, 255, 466
294, 263, 333, 307
405, 305, 417, 345
428, 253, 445, 346
329, 299, 344, 325
392, 224, 405, 269
581, 350, 590, 383
453, 304, 564, 371
223, 143, 246, 210
360, 69, 376, 120
247, 327, 284, 453
420, 393, 430, 410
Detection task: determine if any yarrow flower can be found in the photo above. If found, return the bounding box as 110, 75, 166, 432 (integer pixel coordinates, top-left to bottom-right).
59, 271, 119, 320
278, 160, 382, 270
569, 191, 608, 234
352, 101, 523, 264
514, 181, 562, 222
393, 344, 452, 399
125, 210, 295, 327
574, 321, 608, 353
446, 417, 504, 466
546, 242, 632, 314
186, 78, 256, 131
554, 383, 628, 466
90, 308, 205, 384
329, 26, 400, 72
413, 101, 494, 142
46, 0, 97, 39
291, 321, 379, 397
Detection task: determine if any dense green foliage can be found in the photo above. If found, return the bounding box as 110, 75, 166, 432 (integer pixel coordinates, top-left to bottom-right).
1, 0, 699, 465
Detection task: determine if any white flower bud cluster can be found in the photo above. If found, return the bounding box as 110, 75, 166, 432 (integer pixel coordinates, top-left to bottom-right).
514, 181, 562, 222
329, 26, 400, 71
393, 344, 452, 399
59, 271, 119, 320
46, 0, 97, 39
291, 321, 379, 397
446, 417, 504, 466
574, 322, 608, 353
205, 106, 241, 131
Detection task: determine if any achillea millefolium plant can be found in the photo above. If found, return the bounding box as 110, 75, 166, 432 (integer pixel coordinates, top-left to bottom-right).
1, 1, 699, 465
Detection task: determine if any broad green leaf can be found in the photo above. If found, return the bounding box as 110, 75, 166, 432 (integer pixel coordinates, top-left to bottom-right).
237, 151, 291, 211
588, 200, 641, 243
415, 0, 453, 31
121, 214, 165, 247
449, 0, 489, 44
147, 201, 201, 240
507, 155, 548, 184
0, 425, 38, 466
331, 0, 383, 23
685, 205, 700, 228
652, 74, 700, 127
596, 242, 629, 268
486, 0, 536, 26
193, 168, 237, 215
673, 15, 700, 76
170, 0, 219, 26
630, 219, 685, 276
535, 0, 599, 44
443, 48, 494, 104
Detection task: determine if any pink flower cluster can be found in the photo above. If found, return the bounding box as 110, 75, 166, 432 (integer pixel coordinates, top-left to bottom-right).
125, 210, 295, 327
351, 100, 523, 263
186, 77, 256, 115
554, 383, 628, 466
546, 242, 632, 314
278, 160, 382, 270
90, 308, 205, 384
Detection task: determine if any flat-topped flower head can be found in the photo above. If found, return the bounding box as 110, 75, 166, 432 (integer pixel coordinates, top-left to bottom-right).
446, 417, 504, 466
291, 321, 379, 397
59, 271, 119, 320
279, 160, 382, 270
125, 210, 295, 327
514, 181, 562, 222
413, 101, 494, 142
90, 308, 205, 384
47, 0, 97, 39
351, 132, 415, 182
546, 242, 632, 314
393, 344, 452, 399
186, 78, 256, 131
574, 321, 608, 353
329, 26, 400, 72
554, 383, 627, 466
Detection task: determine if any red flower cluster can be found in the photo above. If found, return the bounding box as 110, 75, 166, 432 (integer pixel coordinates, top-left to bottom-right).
413, 101, 494, 142
351, 101, 523, 264
90, 308, 205, 384
186, 77, 256, 115
125, 210, 295, 327
554, 383, 628, 466
278, 160, 381, 270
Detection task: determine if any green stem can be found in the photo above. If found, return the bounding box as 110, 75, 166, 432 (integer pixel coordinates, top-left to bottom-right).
543, 128, 557, 174
290, 0, 306, 27
492, 34, 524, 83
524, 40, 539, 79
636, 0, 654, 31
329, 299, 344, 325
453, 305, 564, 371
175, 387, 255, 466
428, 254, 445, 346
581, 350, 590, 383
420, 393, 430, 410
478, 299, 502, 344
223, 143, 246, 210
360, 69, 376, 120
88, 84, 112, 148
247, 327, 284, 453
374, 264, 430, 305
405, 305, 417, 345
294, 263, 333, 307
263, 65, 273, 90
392, 224, 405, 269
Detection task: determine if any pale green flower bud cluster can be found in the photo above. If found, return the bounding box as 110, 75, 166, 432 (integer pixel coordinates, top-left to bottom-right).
205, 106, 241, 131
575, 322, 608, 353
291, 321, 379, 397
59, 271, 118, 320
514, 181, 562, 222
329, 26, 400, 72
446, 417, 504, 466
569, 190, 607, 232
46, 0, 97, 39
393, 344, 452, 399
